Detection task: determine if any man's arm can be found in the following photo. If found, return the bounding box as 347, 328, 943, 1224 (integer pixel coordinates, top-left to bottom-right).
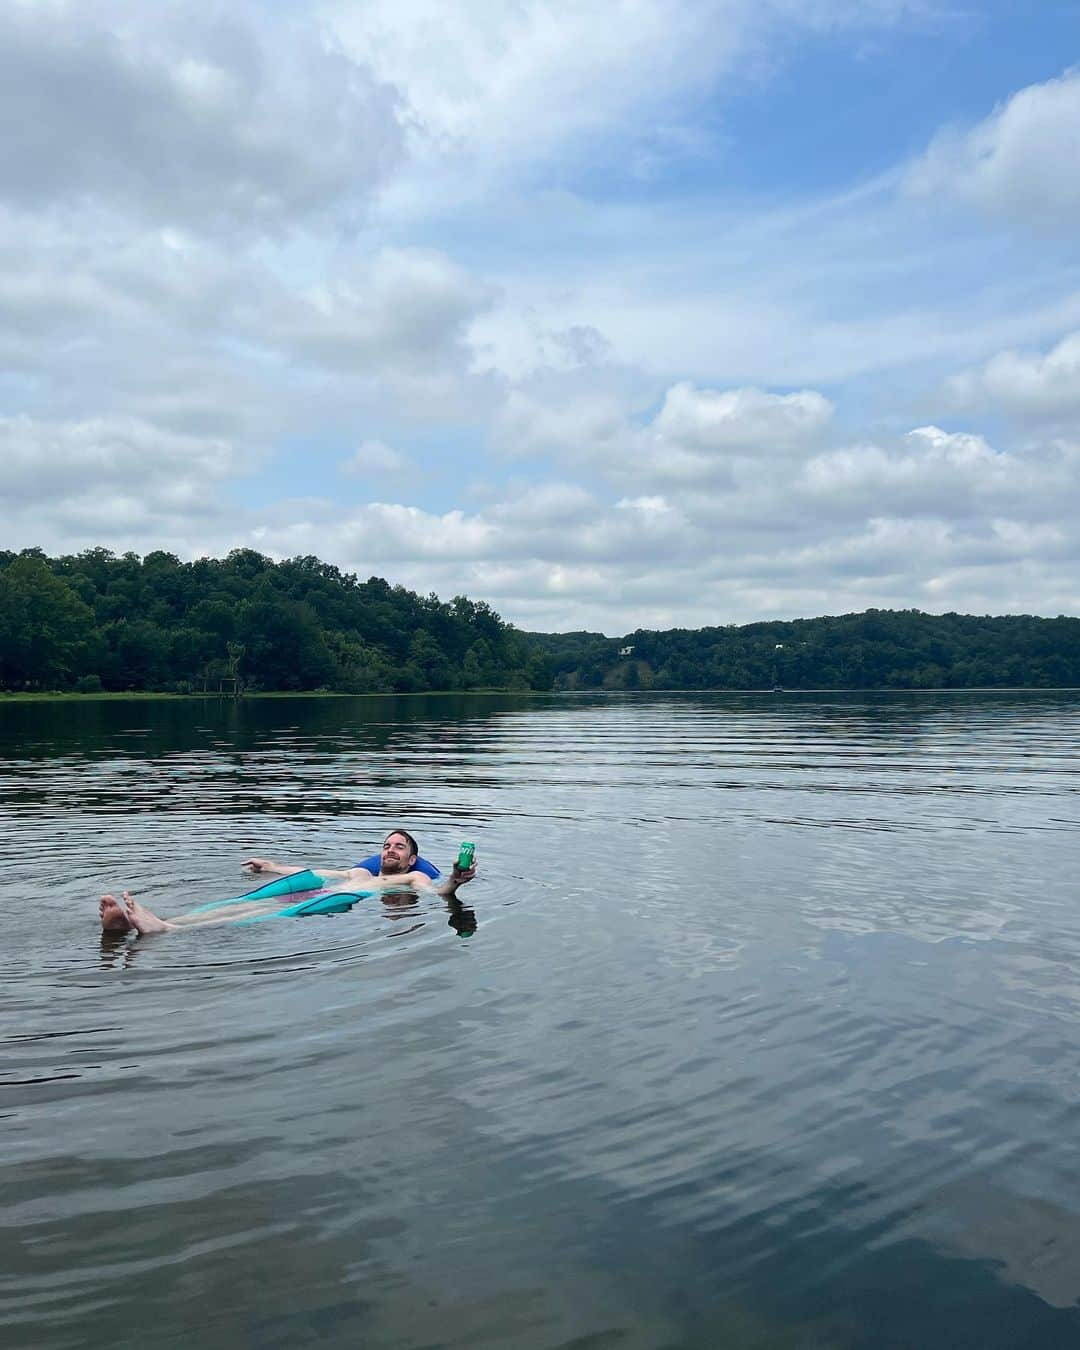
243, 857, 374, 881
346, 858, 476, 896
243, 857, 295, 877
435, 861, 477, 898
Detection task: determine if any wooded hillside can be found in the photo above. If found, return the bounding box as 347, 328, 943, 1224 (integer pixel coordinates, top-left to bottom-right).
528, 609, 1080, 691
0, 547, 547, 693
3, 547, 1079, 693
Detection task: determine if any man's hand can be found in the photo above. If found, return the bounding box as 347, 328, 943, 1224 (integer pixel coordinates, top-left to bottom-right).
436, 860, 476, 899
243, 857, 273, 873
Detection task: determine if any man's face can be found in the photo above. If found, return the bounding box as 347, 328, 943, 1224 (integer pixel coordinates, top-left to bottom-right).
380, 832, 417, 875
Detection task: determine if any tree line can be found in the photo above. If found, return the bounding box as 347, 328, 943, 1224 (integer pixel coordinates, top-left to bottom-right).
3, 546, 1080, 694
528, 608, 1080, 690
0, 548, 551, 693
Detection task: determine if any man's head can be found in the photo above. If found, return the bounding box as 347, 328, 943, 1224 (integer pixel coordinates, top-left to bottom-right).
380, 829, 419, 875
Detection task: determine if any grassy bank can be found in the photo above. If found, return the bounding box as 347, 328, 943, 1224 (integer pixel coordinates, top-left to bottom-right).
0, 686, 535, 703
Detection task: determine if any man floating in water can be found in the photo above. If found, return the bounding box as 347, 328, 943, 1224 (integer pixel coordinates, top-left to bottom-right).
99, 829, 477, 935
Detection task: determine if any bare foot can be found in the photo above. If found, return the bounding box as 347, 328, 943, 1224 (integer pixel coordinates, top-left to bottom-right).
99, 894, 133, 933
121, 891, 178, 934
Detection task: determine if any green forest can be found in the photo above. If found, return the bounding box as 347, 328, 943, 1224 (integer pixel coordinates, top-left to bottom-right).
0, 547, 548, 694
3, 546, 1080, 694
534, 609, 1080, 690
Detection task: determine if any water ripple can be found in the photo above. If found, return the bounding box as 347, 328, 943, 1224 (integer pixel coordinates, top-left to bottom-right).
5, 690, 1080, 1347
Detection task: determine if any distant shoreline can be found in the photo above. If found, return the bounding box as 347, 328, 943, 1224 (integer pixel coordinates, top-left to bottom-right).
4, 685, 1080, 704
0, 687, 522, 703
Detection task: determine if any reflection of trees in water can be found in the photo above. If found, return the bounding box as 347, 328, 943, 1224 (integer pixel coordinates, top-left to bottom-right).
12, 687, 1078, 772
0, 689, 553, 763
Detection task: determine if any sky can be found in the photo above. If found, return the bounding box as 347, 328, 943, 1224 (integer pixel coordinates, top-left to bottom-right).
3, 0, 1080, 635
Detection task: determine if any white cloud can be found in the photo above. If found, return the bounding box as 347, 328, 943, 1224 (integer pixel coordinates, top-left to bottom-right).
615, 495, 674, 515
798, 426, 1080, 524
905, 68, 1080, 230
0, 2, 403, 233
0, 414, 243, 553
7, 423, 1080, 634
256, 502, 496, 566
490, 483, 598, 528
235, 482, 701, 593
341, 440, 413, 477
0, 414, 241, 502
982, 518, 1068, 561
324, 0, 736, 170
3, 3, 1080, 637
790, 515, 958, 577
0, 213, 288, 437
652, 382, 833, 453
272, 248, 496, 378
494, 389, 630, 460
946, 331, 1080, 423
325, 0, 935, 190
0, 209, 500, 442
495, 380, 833, 488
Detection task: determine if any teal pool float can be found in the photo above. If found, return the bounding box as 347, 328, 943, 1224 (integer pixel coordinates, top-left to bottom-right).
244, 887, 376, 921
188, 869, 376, 922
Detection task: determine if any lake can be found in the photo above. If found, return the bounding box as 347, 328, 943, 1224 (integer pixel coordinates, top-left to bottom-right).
4, 690, 1080, 1349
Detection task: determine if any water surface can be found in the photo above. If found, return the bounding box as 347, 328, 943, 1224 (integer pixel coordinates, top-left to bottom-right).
4, 690, 1080, 1349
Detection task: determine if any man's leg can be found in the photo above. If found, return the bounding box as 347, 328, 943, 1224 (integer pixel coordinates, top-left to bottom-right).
99, 891, 288, 933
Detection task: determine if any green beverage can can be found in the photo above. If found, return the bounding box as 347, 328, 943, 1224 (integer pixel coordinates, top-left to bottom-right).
456, 841, 475, 871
